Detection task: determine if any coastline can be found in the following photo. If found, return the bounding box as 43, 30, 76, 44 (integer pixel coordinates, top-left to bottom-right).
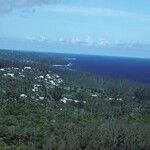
52, 62, 72, 67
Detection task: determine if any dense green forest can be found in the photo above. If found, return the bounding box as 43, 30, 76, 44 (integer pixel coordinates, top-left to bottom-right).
0, 49, 150, 150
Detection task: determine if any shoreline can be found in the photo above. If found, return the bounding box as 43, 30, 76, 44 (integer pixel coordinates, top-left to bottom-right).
52, 62, 72, 67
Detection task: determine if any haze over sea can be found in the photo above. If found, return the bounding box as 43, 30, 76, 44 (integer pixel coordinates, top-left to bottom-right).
60, 54, 150, 83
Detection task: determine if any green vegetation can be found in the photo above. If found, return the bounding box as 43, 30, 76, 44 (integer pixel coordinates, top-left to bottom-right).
0, 50, 150, 149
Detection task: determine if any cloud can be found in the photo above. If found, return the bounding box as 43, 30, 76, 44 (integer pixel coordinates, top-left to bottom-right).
97, 38, 111, 46
84, 36, 94, 45
41, 5, 150, 21
25, 35, 49, 43
39, 35, 49, 42
25, 35, 148, 49
0, 0, 59, 13
55, 36, 111, 47
55, 36, 147, 48
1, 1, 150, 21
25, 35, 36, 42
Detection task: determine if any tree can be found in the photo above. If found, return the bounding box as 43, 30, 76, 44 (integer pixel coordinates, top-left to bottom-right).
51, 87, 63, 101
134, 88, 146, 108
75, 91, 87, 108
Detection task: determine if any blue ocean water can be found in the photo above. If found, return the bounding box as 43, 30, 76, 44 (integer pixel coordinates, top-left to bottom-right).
65, 54, 150, 83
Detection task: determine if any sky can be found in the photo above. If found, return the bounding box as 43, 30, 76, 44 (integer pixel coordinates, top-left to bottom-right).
0, 0, 150, 58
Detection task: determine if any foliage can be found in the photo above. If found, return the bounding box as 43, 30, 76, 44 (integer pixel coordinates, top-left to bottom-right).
0, 49, 150, 149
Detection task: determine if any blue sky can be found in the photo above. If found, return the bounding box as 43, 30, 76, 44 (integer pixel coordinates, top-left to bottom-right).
0, 0, 150, 58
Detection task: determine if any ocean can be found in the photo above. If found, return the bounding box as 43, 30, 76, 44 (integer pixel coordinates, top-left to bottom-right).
61, 54, 150, 83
